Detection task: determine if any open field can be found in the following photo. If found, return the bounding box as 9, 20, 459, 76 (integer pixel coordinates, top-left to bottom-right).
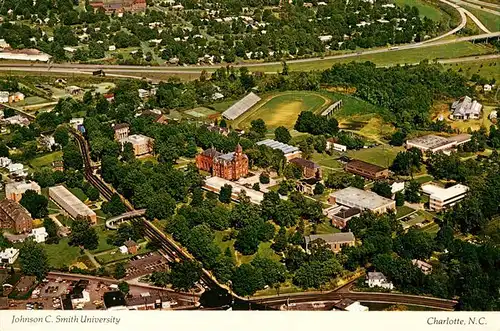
246, 42, 496, 72
442, 58, 500, 82
314, 222, 341, 235
462, 6, 500, 32
184, 107, 218, 118
310, 153, 344, 170
396, 206, 417, 219
347, 145, 404, 168
392, 0, 445, 21
231, 91, 331, 130
238, 242, 281, 265
29, 151, 63, 170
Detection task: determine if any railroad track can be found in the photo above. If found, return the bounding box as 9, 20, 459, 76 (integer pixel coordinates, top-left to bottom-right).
71, 130, 223, 293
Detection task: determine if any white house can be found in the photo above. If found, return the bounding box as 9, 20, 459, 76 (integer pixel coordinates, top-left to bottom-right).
7, 163, 25, 176
0, 248, 19, 264
489, 110, 497, 120
30, 227, 48, 243
0, 91, 9, 103
366, 272, 394, 290
109, 45, 116, 51
483, 84, 492, 92
119, 246, 128, 254
0, 157, 12, 168
391, 182, 405, 195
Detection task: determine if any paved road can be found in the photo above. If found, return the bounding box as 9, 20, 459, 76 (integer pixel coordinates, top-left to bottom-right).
450, 0, 500, 17
461, 0, 500, 9
105, 209, 146, 229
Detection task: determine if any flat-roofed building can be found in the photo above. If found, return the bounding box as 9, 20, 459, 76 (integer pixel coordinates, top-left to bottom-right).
328, 187, 395, 214
203, 176, 268, 204
49, 185, 97, 224
222, 92, 261, 120
256, 139, 302, 161
345, 159, 388, 180
421, 183, 468, 211
305, 232, 355, 253
120, 134, 153, 157
0, 199, 33, 233
5, 181, 41, 202
406, 134, 471, 153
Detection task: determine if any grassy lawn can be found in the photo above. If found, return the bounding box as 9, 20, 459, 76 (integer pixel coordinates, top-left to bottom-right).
396, 206, 416, 219
231, 91, 331, 130
347, 145, 404, 168
90, 225, 116, 254
208, 100, 236, 113
247, 42, 495, 72
310, 153, 343, 169
43, 238, 82, 269
314, 222, 341, 235
184, 107, 218, 118
392, 0, 444, 21
95, 244, 150, 265
214, 230, 236, 258
414, 175, 434, 184
56, 215, 72, 227
68, 187, 88, 202
29, 151, 63, 170
329, 91, 393, 122
238, 242, 281, 265
462, 6, 500, 32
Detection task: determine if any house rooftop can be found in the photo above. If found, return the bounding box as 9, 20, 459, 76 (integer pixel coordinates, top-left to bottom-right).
290, 157, 320, 169
347, 159, 386, 173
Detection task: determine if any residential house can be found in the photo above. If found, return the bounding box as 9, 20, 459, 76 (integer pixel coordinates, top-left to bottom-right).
125, 240, 138, 254
366, 272, 394, 290
412, 259, 432, 275
0, 248, 19, 264
30, 227, 48, 243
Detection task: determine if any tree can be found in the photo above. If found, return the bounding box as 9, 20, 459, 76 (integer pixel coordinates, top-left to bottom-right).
390, 131, 406, 146
113, 263, 126, 279
252, 183, 260, 191
313, 182, 325, 195
395, 191, 405, 207
69, 219, 98, 250
235, 225, 260, 255
271, 226, 288, 253
149, 271, 170, 287
19, 240, 49, 280
231, 263, 264, 296
219, 184, 232, 203
54, 126, 70, 147
121, 142, 135, 162
284, 163, 302, 179
274, 126, 291, 144
33, 168, 56, 188
250, 119, 267, 137
102, 194, 126, 216
394, 228, 435, 259
372, 181, 392, 198
259, 172, 270, 184
170, 260, 202, 291
118, 281, 130, 294
86, 187, 100, 201
0, 142, 9, 157
251, 256, 286, 287
404, 181, 421, 203
20, 190, 49, 219
43, 218, 59, 244
63, 141, 83, 170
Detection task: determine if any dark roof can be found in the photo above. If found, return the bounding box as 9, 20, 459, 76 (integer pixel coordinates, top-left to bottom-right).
70, 280, 89, 299
201, 148, 222, 158
289, 158, 320, 169
62, 295, 73, 310
300, 178, 319, 185
0, 199, 32, 225
334, 207, 361, 219
346, 159, 386, 173
333, 298, 356, 310
103, 291, 126, 308
113, 123, 129, 131
306, 232, 355, 245
124, 240, 137, 248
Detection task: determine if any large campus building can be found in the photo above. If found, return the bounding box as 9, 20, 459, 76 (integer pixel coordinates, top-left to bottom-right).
120, 134, 154, 157
328, 187, 395, 214
256, 139, 302, 161
196, 145, 249, 181
406, 134, 471, 153
89, 0, 146, 13
5, 181, 41, 202
451, 96, 482, 120
305, 232, 355, 253
0, 199, 33, 233
422, 183, 469, 211
49, 186, 97, 224
345, 159, 388, 180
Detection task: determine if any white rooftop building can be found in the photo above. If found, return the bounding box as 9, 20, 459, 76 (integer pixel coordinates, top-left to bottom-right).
203, 176, 273, 205
366, 272, 394, 290
329, 187, 396, 214
422, 183, 469, 211
30, 227, 48, 243
7, 163, 26, 176
0, 91, 8, 103
451, 96, 482, 120
0, 248, 19, 264
256, 139, 302, 161
0, 157, 12, 168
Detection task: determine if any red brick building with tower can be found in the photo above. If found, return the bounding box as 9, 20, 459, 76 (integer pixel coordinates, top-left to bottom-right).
196, 144, 249, 181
